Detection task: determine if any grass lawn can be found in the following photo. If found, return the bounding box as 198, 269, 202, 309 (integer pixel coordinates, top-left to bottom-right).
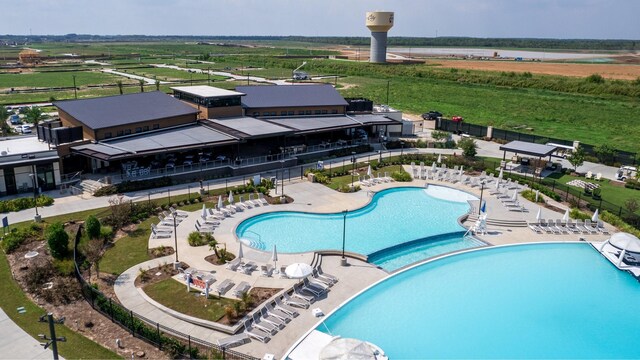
100, 217, 154, 275
144, 278, 238, 322
546, 172, 640, 214
0, 253, 119, 359
0, 71, 126, 89
326, 164, 404, 190
123, 67, 227, 82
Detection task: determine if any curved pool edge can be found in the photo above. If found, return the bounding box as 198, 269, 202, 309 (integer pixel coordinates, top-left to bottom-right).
234, 184, 478, 256
282, 240, 586, 359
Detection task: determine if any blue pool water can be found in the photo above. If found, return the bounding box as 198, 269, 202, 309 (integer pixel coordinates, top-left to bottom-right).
236, 187, 472, 255
318, 243, 640, 359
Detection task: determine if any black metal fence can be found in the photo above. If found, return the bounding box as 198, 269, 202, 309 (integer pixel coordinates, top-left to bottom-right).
72, 227, 258, 360
437, 119, 637, 165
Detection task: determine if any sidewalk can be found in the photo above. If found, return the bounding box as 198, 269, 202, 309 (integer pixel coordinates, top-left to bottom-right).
0, 308, 64, 360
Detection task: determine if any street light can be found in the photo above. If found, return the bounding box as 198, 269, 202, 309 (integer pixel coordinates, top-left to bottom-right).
350, 152, 356, 189
478, 180, 486, 215
38, 313, 66, 360
173, 214, 179, 264
280, 160, 285, 201
341, 210, 348, 266
400, 141, 405, 157
29, 172, 41, 222
378, 150, 382, 164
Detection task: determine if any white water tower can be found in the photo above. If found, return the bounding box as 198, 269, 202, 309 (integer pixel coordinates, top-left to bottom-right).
366, 11, 394, 63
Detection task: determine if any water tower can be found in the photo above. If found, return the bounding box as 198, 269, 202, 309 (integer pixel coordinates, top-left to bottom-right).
366, 11, 394, 63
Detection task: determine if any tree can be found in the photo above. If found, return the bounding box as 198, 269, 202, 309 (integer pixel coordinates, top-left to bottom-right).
116, 80, 123, 95
0, 106, 9, 136
431, 130, 450, 143
47, 222, 69, 259
458, 138, 477, 158
206, 233, 220, 258
625, 198, 639, 214
24, 106, 44, 125
139, 79, 145, 93
155, 77, 160, 91
568, 145, 586, 171
85, 215, 101, 240
594, 144, 616, 165
82, 239, 102, 280
106, 195, 131, 230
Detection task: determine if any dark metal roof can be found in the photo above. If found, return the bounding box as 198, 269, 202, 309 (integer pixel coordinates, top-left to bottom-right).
236, 85, 349, 109
54, 91, 199, 130
349, 114, 401, 125
263, 115, 361, 134
499, 141, 557, 157
207, 117, 293, 139
71, 124, 238, 161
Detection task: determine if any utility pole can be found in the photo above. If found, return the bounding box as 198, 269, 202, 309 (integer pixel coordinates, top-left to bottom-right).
386, 80, 390, 104
38, 313, 66, 360
207, 67, 210, 85
72, 75, 77, 99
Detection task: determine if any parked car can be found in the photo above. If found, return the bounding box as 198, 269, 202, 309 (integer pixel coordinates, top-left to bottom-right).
15, 124, 31, 134
421, 111, 442, 120
451, 116, 464, 122
9, 114, 21, 125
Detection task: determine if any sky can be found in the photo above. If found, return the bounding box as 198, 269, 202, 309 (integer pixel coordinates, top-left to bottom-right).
1, 0, 639, 39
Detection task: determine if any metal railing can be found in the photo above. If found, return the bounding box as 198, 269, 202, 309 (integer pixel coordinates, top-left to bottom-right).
72, 226, 258, 360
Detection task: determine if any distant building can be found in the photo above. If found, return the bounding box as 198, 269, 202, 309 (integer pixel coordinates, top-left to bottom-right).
236, 84, 348, 117
0, 137, 60, 196
18, 49, 40, 65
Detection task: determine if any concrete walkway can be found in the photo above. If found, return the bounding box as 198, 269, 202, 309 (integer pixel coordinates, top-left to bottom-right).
0, 308, 64, 360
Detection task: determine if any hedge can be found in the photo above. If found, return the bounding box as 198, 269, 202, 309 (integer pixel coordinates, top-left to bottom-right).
0, 195, 54, 213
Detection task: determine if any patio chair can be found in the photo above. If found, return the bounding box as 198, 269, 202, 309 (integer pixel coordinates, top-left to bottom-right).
596, 220, 610, 234
317, 266, 338, 283
384, 171, 392, 182
151, 228, 171, 239
260, 264, 274, 277
258, 193, 269, 206
258, 309, 286, 329
169, 206, 189, 218
527, 222, 543, 234
264, 304, 292, 323
226, 258, 241, 271
279, 265, 289, 279
303, 277, 329, 293
237, 196, 251, 210
554, 219, 570, 234
216, 279, 235, 295
241, 261, 257, 274
275, 298, 300, 317
151, 223, 172, 234
157, 215, 176, 227
195, 222, 215, 234
233, 281, 251, 297
250, 314, 278, 335
585, 171, 593, 179
312, 269, 335, 287
584, 219, 599, 234
216, 333, 249, 348
293, 284, 317, 302
359, 176, 371, 187
283, 292, 311, 309
243, 320, 271, 343
248, 194, 261, 207
595, 173, 603, 181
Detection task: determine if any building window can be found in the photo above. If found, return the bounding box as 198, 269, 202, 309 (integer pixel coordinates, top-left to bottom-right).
124, 129, 131, 135
305, 110, 312, 115
135, 127, 142, 133
322, 110, 328, 114
104, 132, 112, 139
117, 130, 123, 136
332, 110, 338, 114
263, 112, 270, 116
271, 112, 277, 116
298, 110, 305, 115
143, 126, 149, 131
253, 112, 259, 117
153, 124, 159, 130
288, 111, 294, 115
314, 110, 322, 115
281, 111, 287, 116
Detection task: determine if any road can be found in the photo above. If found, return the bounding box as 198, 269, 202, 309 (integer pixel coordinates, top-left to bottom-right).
101, 69, 172, 85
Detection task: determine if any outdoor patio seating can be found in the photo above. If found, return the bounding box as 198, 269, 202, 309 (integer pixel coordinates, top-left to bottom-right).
216, 333, 249, 348
243, 320, 271, 343
261, 264, 274, 277
233, 281, 251, 297
216, 279, 235, 295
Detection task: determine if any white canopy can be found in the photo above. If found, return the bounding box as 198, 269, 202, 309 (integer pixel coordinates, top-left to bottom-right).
609, 232, 640, 253
367, 165, 372, 177
511, 190, 518, 202
237, 241, 244, 262
536, 207, 542, 222
217, 195, 224, 210
498, 168, 504, 180
285, 263, 313, 279
562, 209, 569, 222
592, 209, 599, 222
229, 191, 234, 204
272, 245, 278, 271
437, 154, 442, 164
201, 204, 207, 218
319, 338, 378, 360
431, 162, 437, 172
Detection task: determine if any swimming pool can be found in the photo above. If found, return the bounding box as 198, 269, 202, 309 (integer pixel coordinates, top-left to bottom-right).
315, 243, 640, 359
236, 186, 474, 255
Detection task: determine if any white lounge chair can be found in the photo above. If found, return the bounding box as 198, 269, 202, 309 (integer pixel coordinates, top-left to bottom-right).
596, 220, 609, 234
359, 176, 371, 187
151, 228, 171, 239
265, 303, 292, 322
257, 309, 286, 329
258, 193, 269, 206
169, 206, 189, 218
527, 222, 543, 234
595, 173, 602, 181
248, 316, 277, 336
216, 333, 249, 348
226, 258, 241, 271
261, 264, 274, 277
216, 279, 235, 295
243, 320, 271, 343
585, 171, 593, 179
317, 266, 338, 283
248, 194, 261, 207
293, 284, 317, 302
233, 281, 251, 297
279, 265, 289, 279
241, 261, 257, 274
151, 223, 172, 234
283, 292, 310, 309
275, 298, 299, 317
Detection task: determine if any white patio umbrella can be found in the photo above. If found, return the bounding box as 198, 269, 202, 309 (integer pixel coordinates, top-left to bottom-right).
228, 191, 234, 205
511, 190, 518, 202
535, 189, 540, 202
536, 207, 542, 222
437, 153, 442, 164
272, 245, 279, 273
431, 162, 437, 172
459, 165, 464, 176
592, 209, 599, 222
494, 178, 500, 190
319, 338, 377, 360
285, 263, 313, 279
562, 209, 570, 222
366, 165, 372, 178
498, 168, 504, 180
201, 204, 207, 218
237, 241, 244, 263
217, 195, 224, 210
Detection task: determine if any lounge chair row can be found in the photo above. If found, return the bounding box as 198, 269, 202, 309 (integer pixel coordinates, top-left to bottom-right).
528, 219, 608, 235
243, 266, 338, 344
359, 172, 392, 187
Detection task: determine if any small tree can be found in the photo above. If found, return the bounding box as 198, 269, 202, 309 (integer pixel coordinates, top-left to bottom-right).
24, 106, 44, 125
116, 80, 123, 95
431, 130, 450, 144
594, 144, 616, 165
82, 239, 102, 280
85, 215, 101, 240
568, 145, 586, 171
625, 198, 639, 214
458, 138, 477, 158
206, 233, 220, 258
0, 106, 9, 136
139, 79, 145, 92
106, 195, 131, 230
47, 222, 69, 259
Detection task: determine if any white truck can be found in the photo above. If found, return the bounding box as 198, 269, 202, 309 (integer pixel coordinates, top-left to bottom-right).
616, 166, 637, 181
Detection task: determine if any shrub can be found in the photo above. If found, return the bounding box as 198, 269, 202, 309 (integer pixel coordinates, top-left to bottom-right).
569, 208, 591, 221
391, 170, 412, 182
586, 73, 605, 84
187, 231, 207, 246
46, 222, 69, 259
601, 211, 640, 238
53, 259, 76, 276
458, 138, 477, 158
0, 195, 54, 212
93, 185, 117, 197
24, 262, 55, 293
521, 189, 545, 203
85, 215, 101, 240
99, 225, 114, 242
1, 225, 41, 253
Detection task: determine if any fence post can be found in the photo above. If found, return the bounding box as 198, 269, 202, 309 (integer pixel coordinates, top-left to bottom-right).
109, 298, 114, 322
188, 335, 192, 359
552, 180, 556, 192
619, 206, 623, 217
565, 186, 569, 201
157, 323, 161, 350
130, 310, 134, 335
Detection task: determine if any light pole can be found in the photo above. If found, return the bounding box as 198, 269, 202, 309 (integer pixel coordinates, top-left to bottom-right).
280, 160, 285, 201
378, 150, 382, 165
341, 210, 348, 266
400, 141, 405, 158
29, 171, 40, 222
351, 152, 356, 189
173, 214, 179, 265
72, 75, 77, 99
38, 313, 66, 360
478, 181, 486, 215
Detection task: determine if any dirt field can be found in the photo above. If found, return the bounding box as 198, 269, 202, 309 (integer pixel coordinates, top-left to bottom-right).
423, 58, 640, 80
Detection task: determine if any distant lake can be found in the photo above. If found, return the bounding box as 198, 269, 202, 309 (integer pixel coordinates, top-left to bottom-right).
388, 47, 606, 60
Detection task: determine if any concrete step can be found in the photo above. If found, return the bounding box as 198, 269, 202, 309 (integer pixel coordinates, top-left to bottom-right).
467, 214, 527, 227
78, 179, 105, 195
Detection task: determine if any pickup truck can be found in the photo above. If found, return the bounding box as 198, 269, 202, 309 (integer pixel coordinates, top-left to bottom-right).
421, 111, 442, 120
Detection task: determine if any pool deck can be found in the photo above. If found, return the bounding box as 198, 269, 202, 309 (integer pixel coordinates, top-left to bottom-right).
115, 172, 614, 359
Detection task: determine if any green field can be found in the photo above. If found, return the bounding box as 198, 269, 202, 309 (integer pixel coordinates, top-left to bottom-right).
0, 71, 129, 90
123, 67, 227, 81
546, 173, 640, 213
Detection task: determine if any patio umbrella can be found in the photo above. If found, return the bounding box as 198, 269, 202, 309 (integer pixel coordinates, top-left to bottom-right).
285, 263, 313, 279
319, 338, 377, 360
536, 207, 542, 222
511, 190, 518, 202
535, 189, 540, 202
592, 209, 599, 222
562, 209, 570, 222
459, 165, 464, 176
437, 153, 442, 164
201, 204, 207, 219
431, 162, 437, 172
237, 241, 244, 263
229, 191, 234, 205
367, 165, 372, 178
498, 168, 504, 180
272, 245, 279, 273
217, 195, 224, 210
494, 178, 500, 190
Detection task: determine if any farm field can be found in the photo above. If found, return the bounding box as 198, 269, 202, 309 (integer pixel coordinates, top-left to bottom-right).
424, 59, 640, 80
0, 71, 131, 90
